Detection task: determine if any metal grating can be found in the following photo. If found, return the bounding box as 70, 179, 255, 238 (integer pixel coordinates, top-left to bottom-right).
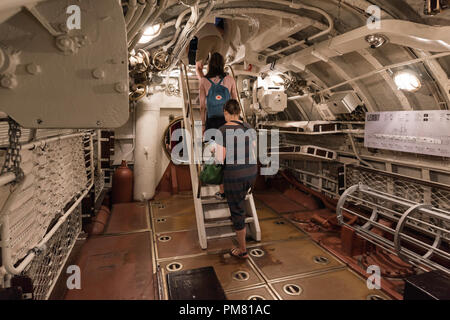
337, 184, 450, 273
1, 135, 90, 263
0, 131, 94, 299
23, 204, 82, 300
346, 165, 450, 210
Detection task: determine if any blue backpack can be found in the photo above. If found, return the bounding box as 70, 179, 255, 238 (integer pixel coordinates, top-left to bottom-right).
206, 77, 231, 118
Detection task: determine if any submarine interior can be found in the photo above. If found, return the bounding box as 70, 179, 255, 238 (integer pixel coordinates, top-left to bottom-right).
0, 0, 449, 301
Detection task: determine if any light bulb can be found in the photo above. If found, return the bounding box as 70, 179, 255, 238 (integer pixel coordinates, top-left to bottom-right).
138, 24, 162, 44
393, 70, 421, 92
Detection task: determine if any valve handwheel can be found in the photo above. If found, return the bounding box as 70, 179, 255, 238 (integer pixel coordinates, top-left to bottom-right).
152, 51, 170, 71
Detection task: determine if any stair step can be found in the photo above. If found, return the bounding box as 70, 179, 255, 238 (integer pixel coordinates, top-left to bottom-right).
201, 194, 251, 204
205, 223, 253, 240
203, 203, 230, 220
206, 232, 236, 240
201, 196, 228, 205
204, 217, 254, 228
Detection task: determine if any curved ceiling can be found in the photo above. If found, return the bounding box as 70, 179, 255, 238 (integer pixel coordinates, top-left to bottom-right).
137, 0, 450, 120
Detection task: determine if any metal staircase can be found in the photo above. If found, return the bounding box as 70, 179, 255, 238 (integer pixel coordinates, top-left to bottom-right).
178, 63, 261, 249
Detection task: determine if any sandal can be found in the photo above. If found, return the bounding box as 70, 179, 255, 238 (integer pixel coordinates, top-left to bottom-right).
230, 247, 248, 259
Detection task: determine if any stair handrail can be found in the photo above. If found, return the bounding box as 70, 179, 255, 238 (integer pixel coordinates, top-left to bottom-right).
225, 64, 247, 121
179, 62, 202, 198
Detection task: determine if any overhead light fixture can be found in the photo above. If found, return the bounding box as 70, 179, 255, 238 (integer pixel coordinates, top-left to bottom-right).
365, 34, 388, 49
393, 70, 422, 92
138, 23, 162, 44
271, 75, 285, 85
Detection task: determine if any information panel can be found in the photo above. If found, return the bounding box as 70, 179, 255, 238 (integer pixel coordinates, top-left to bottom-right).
364, 110, 450, 157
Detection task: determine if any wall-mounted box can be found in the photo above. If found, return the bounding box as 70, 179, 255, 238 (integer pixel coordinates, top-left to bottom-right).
364, 110, 450, 157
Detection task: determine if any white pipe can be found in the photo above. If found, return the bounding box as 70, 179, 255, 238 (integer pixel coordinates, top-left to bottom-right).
213, 7, 306, 24
127, 0, 157, 46
170, 1, 202, 59
286, 51, 450, 101
144, 35, 173, 49
164, 0, 331, 69
125, 0, 138, 27
133, 97, 160, 201
265, 0, 334, 57
157, 0, 332, 55
347, 131, 373, 168
162, 6, 194, 51
315, 51, 450, 95
22, 132, 91, 150
128, 0, 168, 50
272, 20, 450, 75
127, 0, 146, 38
169, 0, 217, 69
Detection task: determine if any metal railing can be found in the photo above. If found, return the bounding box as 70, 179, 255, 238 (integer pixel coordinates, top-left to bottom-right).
0, 131, 95, 298
337, 183, 450, 274
225, 64, 247, 121
179, 62, 203, 198
346, 165, 450, 210
178, 63, 247, 198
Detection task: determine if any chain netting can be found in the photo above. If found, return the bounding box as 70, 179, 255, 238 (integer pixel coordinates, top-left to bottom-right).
1, 119, 24, 181
2, 136, 88, 263
22, 204, 81, 300
0, 129, 94, 299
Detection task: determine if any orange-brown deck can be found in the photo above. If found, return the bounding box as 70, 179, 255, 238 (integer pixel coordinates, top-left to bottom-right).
51, 189, 392, 300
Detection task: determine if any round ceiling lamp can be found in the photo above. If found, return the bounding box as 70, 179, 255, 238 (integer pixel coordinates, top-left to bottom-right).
393, 70, 422, 92
138, 23, 162, 44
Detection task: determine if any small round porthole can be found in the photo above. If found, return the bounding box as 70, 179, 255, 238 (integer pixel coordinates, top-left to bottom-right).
166, 262, 183, 272
313, 255, 330, 265
367, 294, 385, 300
283, 284, 302, 296
249, 248, 265, 258
158, 235, 172, 242
247, 295, 265, 300
156, 218, 166, 223
232, 271, 250, 282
